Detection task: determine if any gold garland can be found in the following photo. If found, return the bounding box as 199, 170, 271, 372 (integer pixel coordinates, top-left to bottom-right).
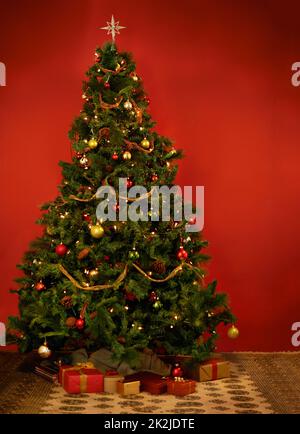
102, 175, 154, 202
132, 262, 183, 282
69, 186, 153, 204
58, 261, 200, 291
58, 264, 128, 291
69, 193, 97, 202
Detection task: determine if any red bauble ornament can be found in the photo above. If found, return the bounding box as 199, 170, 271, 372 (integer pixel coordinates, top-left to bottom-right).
125, 292, 137, 301
75, 152, 83, 160
82, 213, 91, 223
104, 255, 110, 261
104, 81, 110, 89
112, 152, 119, 161
75, 318, 85, 330
188, 216, 196, 225
171, 363, 183, 378
149, 291, 157, 302
144, 96, 150, 104
151, 174, 158, 182
55, 243, 68, 256
35, 281, 45, 291
127, 179, 133, 188
177, 247, 188, 261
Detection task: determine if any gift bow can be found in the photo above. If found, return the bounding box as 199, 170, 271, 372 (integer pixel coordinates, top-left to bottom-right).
62, 362, 95, 392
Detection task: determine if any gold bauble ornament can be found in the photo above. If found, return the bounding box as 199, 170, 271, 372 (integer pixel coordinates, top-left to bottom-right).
124, 100, 132, 110
90, 224, 105, 239
132, 74, 138, 82
141, 138, 150, 149
227, 325, 239, 339
38, 341, 52, 359
89, 269, 99, 278
115, 63, 121, 71
123, 151, 132, 160
88, 138, 98, 149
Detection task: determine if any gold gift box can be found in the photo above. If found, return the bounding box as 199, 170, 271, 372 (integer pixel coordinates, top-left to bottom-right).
116, 380, 141, 395
184, 358, 230, 382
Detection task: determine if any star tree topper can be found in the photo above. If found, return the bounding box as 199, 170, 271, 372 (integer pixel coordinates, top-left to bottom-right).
100, 15, 126, 42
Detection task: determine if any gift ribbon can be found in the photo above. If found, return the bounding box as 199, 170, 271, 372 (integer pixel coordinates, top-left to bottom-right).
61, 362, 95, 392
212, 361, 218, 380
205, 358, 219, 380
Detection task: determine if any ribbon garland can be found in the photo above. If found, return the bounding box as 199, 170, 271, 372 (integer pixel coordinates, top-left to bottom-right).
124, 138, 154, 154
69, 193, 97, 202
58, 261, 200, 292
99, 94, 123, 109
132, 262, 183, 283
98, 127, 110, 140
99, 65, 127, 75
129, 98, 143, 124
58, 263, 128, 291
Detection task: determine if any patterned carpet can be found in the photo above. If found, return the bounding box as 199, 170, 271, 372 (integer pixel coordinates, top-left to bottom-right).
0, 351, 300, 414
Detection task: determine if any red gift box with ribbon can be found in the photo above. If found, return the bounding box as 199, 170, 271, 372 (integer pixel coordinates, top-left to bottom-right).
184, 358, 230, 382
167, 378, 196, 396
59, 363, 104, 394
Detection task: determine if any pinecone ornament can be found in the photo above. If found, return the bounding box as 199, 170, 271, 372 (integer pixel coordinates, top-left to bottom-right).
65, 317, 76, 328
152, 259, 166, 274
60, 295, 73, 309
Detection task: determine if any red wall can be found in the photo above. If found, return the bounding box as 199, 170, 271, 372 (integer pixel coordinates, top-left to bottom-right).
1, 0, 300, 351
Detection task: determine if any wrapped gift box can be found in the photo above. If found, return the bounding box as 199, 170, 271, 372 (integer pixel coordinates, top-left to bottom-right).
184, 358, 230, 382
116, 380, 140, 395
124, 371, 167, 395
167, 378, 196, 396
104, 370, 124, 393
59, 364, 104, 394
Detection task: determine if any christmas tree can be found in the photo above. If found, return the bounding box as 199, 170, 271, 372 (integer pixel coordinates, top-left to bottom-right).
9, 31, 236, 364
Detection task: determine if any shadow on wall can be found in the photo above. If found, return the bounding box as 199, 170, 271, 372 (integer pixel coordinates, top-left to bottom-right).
0, 322, 6, 346
0, 62, 6, 86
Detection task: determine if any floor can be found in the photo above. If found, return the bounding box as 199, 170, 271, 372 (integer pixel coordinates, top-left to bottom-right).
0, 351, 299, 414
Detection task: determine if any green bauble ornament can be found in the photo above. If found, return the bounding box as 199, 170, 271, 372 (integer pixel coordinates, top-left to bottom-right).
128, 249, 139, 260
165, 149, 177, 159
153, 300, 162, 309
